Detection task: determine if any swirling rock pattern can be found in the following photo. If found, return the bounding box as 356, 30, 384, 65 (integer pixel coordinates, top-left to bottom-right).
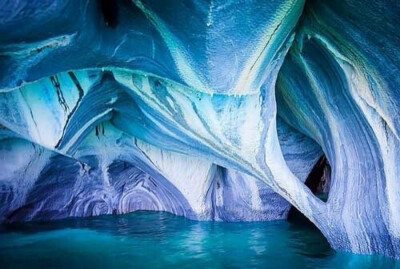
276, 0, 400, 257
0, 0, 399, 258
0, 116, 321, 222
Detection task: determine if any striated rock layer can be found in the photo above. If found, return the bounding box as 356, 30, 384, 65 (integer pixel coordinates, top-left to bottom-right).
276, 0, 400, 257
0, 0, 399, 258
0, 117, 321, 222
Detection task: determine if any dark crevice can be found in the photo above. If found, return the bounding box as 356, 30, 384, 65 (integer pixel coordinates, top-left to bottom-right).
55, 72, 85, 149
95, 123, 106, 138
304, 155, 330, 196
50, 75, 69, 112
99, 0, 119, 28
288, 155, 331, 223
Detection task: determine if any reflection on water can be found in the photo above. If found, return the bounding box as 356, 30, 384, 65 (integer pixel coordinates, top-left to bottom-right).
0, 211, 398, 269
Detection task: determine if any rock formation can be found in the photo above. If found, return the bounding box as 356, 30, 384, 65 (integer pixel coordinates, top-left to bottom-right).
0, 0, 399, 258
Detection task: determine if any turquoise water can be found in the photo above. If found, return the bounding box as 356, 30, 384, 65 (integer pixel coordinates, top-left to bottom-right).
0, 211, 398, 269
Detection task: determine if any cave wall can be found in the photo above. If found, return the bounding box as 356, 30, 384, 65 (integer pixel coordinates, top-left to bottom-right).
0, 117, 321, 222
0, 0, 399, 258
276, 0, 400, 257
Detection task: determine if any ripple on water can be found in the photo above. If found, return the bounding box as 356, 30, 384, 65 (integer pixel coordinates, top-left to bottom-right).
0, 211, 398, 269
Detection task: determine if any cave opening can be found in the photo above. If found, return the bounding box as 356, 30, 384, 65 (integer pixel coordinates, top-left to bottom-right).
99, 0, 119, 28
287, 154, 331, 224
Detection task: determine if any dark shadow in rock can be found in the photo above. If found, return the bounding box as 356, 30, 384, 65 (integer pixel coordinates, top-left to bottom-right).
288, 155, 331, 224
99, 0, 119, 28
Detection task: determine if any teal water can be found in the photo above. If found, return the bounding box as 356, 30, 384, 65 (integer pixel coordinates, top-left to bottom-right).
0, 211, 398, 269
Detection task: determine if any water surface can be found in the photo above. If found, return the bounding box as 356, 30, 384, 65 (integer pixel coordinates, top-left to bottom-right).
0, 211, 398, 268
